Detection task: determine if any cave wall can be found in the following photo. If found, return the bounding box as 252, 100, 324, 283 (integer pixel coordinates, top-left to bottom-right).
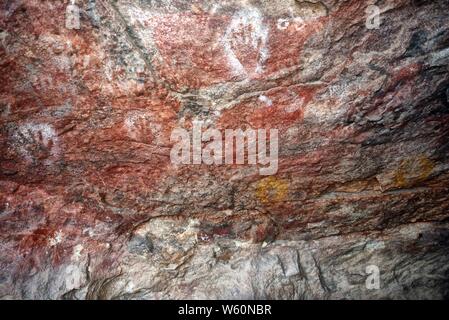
0, 0, 449, 299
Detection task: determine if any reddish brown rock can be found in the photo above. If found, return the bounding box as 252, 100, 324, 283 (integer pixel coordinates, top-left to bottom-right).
0, 0, 448, 299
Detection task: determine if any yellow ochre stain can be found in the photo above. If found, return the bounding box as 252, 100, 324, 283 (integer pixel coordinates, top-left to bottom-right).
394, 155, 434, 188
256, 176, 289, 204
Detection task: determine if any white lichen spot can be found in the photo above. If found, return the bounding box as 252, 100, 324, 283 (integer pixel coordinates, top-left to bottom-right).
72, 244, 84, 261
222, 7, 270, 77
49, 230, 63, 247
258, 95, 273, 107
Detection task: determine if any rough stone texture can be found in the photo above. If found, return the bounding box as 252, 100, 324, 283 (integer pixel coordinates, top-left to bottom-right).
1, 0, 449, 299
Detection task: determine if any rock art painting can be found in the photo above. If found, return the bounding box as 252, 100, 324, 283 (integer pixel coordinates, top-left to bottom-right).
0, 0, 448, 302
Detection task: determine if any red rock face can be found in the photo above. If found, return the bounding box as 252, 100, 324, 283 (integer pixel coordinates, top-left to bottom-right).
0, 0, 449, 299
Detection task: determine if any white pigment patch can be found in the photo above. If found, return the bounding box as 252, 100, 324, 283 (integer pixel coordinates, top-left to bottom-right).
12, 122, 60, 163
222, 7, 269, 77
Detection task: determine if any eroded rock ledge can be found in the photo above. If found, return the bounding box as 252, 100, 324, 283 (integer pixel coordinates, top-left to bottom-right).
0, 0, 448, 299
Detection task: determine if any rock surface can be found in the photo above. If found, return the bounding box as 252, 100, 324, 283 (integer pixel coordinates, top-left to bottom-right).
0, 0, 448, 299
